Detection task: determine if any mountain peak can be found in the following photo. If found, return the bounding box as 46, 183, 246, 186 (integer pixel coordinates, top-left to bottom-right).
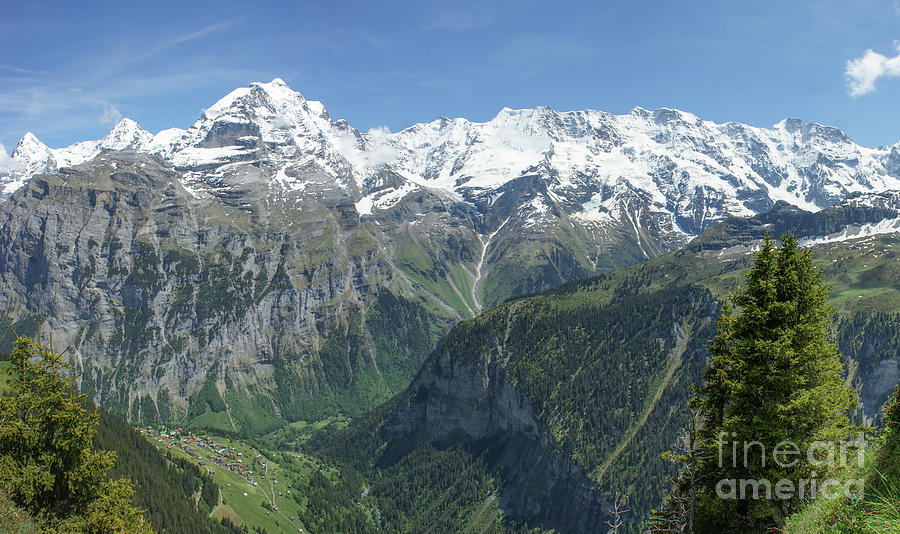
203, 78, 308, 121
260, 77, 288, 87
9, 132, 55, 187
101, 118, 152, 150
13, 132, 51, 159
251, 78, 307, 107
15, 131, 44, 148
774, 117, 851, 145
628, 106, 652, 118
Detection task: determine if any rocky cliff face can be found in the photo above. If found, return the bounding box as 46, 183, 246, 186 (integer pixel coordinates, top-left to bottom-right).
367, 283, 721, 525
837, 312, 900, 420
381, 348, 611, 532
2, 79, 900, 425
0, 151, 455, 427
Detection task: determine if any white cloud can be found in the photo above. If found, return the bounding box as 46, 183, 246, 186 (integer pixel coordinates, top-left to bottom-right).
99, 104, 123, 125
335, 126, 397, 169
846, 43, 900, 97
366, 125, 392, 137
0, 143, 23, 174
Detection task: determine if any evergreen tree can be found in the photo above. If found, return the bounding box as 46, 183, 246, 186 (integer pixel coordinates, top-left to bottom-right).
0, 337, 152, 533
689, 233, 857, 532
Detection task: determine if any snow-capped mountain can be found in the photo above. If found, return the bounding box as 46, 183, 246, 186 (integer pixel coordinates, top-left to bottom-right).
7, 78, 900, 236
3, 78, 900, 426
369, 106, 900, 235
6, 118, 155, 196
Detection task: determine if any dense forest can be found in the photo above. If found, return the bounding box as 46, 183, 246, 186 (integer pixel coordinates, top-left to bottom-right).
308, 280, 720, 526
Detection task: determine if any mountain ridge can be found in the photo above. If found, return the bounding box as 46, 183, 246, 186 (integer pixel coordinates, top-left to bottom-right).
7, 79, 900, 227
3, 79, 900, 434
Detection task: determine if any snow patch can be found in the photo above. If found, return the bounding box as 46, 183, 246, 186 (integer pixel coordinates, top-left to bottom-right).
801, 218, 900, 246
355, 182, 417, 215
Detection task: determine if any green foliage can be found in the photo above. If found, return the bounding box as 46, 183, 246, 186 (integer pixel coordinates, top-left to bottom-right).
372, 445, 502, 533
690, 234, 858, 532
784, 386, 900, 533
292, 469, 375, 533
0, 337, 152, 533
191, 376, 228, 416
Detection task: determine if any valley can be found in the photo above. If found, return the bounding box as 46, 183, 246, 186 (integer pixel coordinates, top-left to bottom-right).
2, 79, 900, 532
4, 3, 900, 531
2, 78, 900, 435
307, 213, 900, 530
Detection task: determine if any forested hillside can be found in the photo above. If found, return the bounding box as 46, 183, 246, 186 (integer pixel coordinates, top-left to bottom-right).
310, 220, 900, 529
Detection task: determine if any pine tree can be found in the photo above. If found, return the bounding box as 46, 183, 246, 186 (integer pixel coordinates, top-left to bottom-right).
0, 337, 153, 533
689, 233, 857, 532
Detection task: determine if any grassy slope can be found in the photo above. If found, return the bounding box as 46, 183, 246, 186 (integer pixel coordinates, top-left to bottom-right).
144, 433, 307, 533
786, 393, 900, 533
550, 231, 900, 313
0, 490, 41, 534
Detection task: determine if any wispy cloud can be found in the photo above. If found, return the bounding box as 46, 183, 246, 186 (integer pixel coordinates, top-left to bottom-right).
846, 43, 900, 97
85, 20, 238, 84
99, 104, 122, 125
0, 64, 47, 75
0, 20, 251, 147
124, 21, 237, 69
0, 143, 23, 174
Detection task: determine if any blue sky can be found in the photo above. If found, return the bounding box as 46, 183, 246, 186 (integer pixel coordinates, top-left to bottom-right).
2, 0, 900, 152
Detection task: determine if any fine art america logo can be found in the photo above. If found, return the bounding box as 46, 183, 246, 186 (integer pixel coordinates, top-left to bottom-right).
714, 433, 867, 500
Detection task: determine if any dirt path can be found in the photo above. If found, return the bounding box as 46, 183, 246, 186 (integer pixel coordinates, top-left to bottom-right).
208, 488, 223, 517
